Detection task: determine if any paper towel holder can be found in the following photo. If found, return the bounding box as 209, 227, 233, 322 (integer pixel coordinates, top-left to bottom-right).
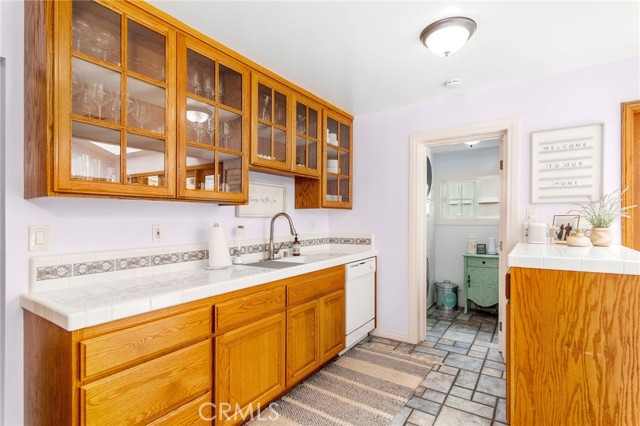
205, 223, 233, 270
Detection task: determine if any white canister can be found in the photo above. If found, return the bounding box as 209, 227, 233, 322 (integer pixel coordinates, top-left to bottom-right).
467, 236, 477, 254
487, 237, 497, 254
528, 222, 548, 244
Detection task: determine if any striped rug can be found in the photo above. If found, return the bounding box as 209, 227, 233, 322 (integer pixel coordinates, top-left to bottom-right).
246, 341, 437, 426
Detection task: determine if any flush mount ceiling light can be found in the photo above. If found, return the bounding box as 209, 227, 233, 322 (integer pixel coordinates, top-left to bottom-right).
186, 108, 210, 123
464, 140, 481, 148
420, 16, 477, 57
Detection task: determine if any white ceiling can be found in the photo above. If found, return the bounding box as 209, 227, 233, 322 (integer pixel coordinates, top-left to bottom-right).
149, 1, 640, 116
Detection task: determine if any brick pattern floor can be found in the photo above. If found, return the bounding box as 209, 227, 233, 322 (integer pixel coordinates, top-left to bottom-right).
371, 307, 507, 426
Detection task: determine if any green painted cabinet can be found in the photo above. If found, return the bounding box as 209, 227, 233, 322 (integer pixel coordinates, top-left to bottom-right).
463, 254, 499, 314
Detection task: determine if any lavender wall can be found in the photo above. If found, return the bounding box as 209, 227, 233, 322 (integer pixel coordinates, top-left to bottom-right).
330, 57, 640, 339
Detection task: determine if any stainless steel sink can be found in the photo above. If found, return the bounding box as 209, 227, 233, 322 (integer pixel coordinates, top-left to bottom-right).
244, 260, 303, 269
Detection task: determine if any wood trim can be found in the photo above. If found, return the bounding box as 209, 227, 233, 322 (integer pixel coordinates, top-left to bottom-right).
24, 310, 77, 426
621, 100, 640, 250
290, 92, 323, 178
24, 0, 53, 198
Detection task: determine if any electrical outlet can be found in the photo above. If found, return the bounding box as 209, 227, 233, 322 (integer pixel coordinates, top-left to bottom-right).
29, 225, 50, 251
152, 224, 165, 242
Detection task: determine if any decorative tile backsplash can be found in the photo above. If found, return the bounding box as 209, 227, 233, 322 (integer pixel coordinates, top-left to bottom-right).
30, 234, 372, 291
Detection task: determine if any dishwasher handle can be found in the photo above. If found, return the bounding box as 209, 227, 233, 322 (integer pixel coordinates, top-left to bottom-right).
346, 258, 376, 281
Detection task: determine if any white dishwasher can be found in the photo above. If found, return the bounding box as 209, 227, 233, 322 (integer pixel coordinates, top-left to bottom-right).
343, 257, 376, 353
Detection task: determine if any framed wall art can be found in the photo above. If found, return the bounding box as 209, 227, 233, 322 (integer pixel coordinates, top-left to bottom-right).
236, 182, 286, 218
531, 123, 603, 203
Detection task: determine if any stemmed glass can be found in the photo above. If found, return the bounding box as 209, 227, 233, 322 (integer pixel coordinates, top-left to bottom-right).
221, 121, 231, 148
72, 73, 83, 98
204, 76, 214, 100
72, 17, 90, 52
94, 32, 116, 62
206, 116, 215, 145
81, 85, 96, 118
260, 94, 271, 121
134, 102, 154, 131
218, 77, 225, 103
109, 95, 121, 124
86, 82, 113, 120
190, 69, 201, 96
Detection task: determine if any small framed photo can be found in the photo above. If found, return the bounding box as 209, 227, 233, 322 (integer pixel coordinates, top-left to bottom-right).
477, 244, 487, 254
552, 215, 580, 244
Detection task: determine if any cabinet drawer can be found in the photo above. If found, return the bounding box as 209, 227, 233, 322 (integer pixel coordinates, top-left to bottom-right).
147, 392, 212, 426
81, 307, 211, 379
82, 340, 211, 426
287, 266, 344, 307
467, 257, 498, 268
216, 286, 285, 332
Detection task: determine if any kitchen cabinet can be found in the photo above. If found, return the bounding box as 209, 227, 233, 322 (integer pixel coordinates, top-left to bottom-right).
462, 254, 499, 313
176, 34, 249, 202
250, 73, 293, 172
508, 267, 640, 425
295, 110, 353, 209
27, 0, 178, 199
24, 265, 346, 426
26, 0, 354, 207
292, 94, 322, 178
215, 313, 286, 426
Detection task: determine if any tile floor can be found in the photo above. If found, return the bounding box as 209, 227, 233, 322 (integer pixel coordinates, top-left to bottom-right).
371, 307, 507, 426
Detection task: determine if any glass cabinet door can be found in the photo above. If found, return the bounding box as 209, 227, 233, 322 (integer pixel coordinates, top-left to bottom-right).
251, 74, 292, 171
60, 0, 176, 197
324, 113, 352, 207
178, 36, 248, 201
292, 95, 321, 178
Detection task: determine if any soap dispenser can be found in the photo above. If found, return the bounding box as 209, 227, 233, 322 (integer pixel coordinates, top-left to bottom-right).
292, 235, 301, 256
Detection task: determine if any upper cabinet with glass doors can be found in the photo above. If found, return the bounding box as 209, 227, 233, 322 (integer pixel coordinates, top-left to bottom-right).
177, 35, 249, 202
323, 111, 352, 207
292, 94, 322, 178
27, 0, 177, 198
251, 73, 293, 172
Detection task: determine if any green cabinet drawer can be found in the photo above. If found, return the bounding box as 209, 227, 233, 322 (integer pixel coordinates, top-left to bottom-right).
467, 257, 498, 269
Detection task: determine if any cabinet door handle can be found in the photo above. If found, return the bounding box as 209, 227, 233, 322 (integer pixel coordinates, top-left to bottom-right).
467, 275, 471, 287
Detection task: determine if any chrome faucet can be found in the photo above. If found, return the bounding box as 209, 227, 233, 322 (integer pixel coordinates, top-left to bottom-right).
268, 212, 298, 259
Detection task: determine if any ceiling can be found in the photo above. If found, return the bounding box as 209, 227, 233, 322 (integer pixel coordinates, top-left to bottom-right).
149, 1, 640, 116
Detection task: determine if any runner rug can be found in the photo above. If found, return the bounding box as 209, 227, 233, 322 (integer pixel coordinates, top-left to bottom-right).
246, 341, 437, 426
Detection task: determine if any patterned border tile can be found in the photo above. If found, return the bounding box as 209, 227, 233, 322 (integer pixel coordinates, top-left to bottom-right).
32, 235, 372, 284
73, 261, 114, 276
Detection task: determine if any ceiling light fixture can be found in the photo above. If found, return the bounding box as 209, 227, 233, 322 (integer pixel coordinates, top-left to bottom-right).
420, 16, 477, 57
464, 140, 481, 148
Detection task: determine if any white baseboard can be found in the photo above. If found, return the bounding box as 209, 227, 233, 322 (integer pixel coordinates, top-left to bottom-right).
370, 328, 415, 344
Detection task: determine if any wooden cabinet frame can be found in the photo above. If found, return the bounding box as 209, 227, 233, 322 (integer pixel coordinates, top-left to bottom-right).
622, 100, 640, 250
24, 265, 349, 426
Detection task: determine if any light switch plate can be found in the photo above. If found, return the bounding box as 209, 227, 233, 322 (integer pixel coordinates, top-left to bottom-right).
29, 225, 50, 251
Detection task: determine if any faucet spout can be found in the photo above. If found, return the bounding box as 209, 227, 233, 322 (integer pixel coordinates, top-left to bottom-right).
268, 212, 298, 259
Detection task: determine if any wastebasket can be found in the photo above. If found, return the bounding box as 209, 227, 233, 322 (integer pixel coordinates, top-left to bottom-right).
435, 280, 458, 310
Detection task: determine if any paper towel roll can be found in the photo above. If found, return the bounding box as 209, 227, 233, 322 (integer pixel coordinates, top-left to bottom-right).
207, 224, 232, 270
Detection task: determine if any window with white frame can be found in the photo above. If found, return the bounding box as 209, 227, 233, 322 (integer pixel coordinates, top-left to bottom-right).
435, 173, 500, 224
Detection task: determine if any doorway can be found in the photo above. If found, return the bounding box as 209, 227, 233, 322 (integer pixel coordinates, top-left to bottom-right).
407, 118, 519, 354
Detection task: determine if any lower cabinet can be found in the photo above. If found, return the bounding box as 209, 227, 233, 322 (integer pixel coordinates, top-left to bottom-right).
24, 264, 350, 426
319, 290, 346, 363
286, 300, 320, 387
214, 312, 286, 426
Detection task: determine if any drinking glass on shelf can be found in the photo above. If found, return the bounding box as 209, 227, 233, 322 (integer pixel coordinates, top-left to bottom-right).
218, 78, 225, 103
133, 102, 154, 131
260, 94, 271, 121
72, 17, 90, 52
190, 69, 201, 96
88, 82, 113, 120
222, 121, 231, 148
109, 95, 121, 124
204, 76, 214, 100
72, 73, 83, 98
94, 31, 116, 62
297, 112, 306, 133
206, 116, 215, 145
81, 86, 95, 118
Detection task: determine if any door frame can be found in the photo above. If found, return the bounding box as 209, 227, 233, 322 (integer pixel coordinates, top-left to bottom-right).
621, 100, 640, 250
408, 117, 520, 353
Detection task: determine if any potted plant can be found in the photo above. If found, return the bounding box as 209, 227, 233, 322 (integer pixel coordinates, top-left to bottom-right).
569, 188, 636, 247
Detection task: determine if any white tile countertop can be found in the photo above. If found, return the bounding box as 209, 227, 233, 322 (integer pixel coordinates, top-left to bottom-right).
508, 242, 640, 275
21, 247, 377, 332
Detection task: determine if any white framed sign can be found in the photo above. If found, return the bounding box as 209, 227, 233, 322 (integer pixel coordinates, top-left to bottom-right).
531, 123, 603, 203
236, 182, 286, 217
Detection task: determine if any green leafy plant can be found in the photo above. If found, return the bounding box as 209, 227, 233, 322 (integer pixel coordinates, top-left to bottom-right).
569, 188, 636, 228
